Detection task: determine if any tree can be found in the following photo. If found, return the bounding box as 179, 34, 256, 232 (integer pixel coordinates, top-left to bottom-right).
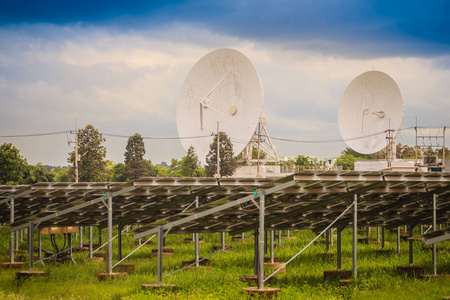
68, 124, 108, 182
169, 158, 182, 177
334, 154, 357, 170
50, 167, 70, 182
23, 163, 54, 184
0, 143, 26, 184
295, 155, 315, 166
181, 146, 201, 177
205, 132, 237, 177
123, 133, 149, 180
109, 162, 126, 182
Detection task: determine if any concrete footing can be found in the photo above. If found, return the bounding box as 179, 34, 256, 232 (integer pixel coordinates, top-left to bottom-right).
397, 265, 426, 276
264, 256, 280, 263
242, 287, 281, 299
142, 283, 177, 291
323, 270, 352, 280
186, 266, 213, 271
1, 262, 25, 269
96, 272, 127, 281
182, 258, 209, 267
239, 275, 274, 284
420, 274, 450, 280
264, 262, 286, 273
15, 271, 47, 280
315, 253, 336, 261
115, 264, 134, 273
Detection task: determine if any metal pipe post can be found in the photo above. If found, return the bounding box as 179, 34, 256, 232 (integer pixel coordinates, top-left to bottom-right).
253, 228, 258, 276
353, 194, 358, 278
38, 229, 42, 261
432, 194, 437, 275
221, 232, 226, 250
195, 197, 200, 267
98, 227, 102, 247
89, 226, 93, 258
325, 228, 330, 253
408, 225, 414, 266
79, 226, 83, 248
118, 224, 122, 261
397, 227, 401, 255
258, 191, 265, 289
377, 227, 380, 242
157, 226, 163, 285
381, 227, 385, 249
28, 222, 34, 271
337, 226, 342, 270
15, 231, 19, 251
107, 193, 113, 273
278, 230, 282, 246
9, 196, 14, 263
270, 230, 274, 263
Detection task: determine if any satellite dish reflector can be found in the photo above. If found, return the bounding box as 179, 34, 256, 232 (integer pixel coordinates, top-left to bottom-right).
338, 70, 405, 154
177, 48, 263, 164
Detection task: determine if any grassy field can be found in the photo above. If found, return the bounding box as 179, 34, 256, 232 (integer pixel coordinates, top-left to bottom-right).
0, 226, 449, 299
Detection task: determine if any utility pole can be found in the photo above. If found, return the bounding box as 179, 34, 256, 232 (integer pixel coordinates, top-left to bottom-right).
69, 128, 80, 183
216, 122, 220, 177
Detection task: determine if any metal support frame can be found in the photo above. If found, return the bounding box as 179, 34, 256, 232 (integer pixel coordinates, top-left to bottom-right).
28, 222, 34, 271
118, 223, 123, 261
157, 226, 164, 285
89, 226, 93, 258
381, 227, 385, 249
278, 230, 282, 246
353, 194, 358, 278
270, 230, 275, 263
195, 197, 200, 267
221, 232, 226, 250
9, 195, 14, 263
254, 227, 258, 276
107, 193, 113, 274
134, 180, 296, 240
258, 190, 265, 289
337, 226, 343, 270
397, 227, 401, 255
409, 225, 414, 266
325, 228, 330, 253
79, 226, 83, 248
38, 229, 42, 261
432, 194, 437, 275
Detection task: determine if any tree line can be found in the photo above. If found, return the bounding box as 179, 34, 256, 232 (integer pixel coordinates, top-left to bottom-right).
0, 124, 237, 184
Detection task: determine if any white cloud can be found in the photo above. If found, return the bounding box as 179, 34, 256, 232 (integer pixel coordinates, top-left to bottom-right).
0, 23, 449, 165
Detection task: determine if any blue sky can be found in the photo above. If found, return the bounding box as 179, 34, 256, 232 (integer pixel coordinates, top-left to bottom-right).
0, 1, 449, 166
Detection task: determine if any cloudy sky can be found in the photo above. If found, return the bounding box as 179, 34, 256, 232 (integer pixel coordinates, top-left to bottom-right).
0, 1, 449, 166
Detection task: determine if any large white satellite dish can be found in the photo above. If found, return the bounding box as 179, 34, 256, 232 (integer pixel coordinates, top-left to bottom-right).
338, 70, 405, 154
177, 48, 263, 164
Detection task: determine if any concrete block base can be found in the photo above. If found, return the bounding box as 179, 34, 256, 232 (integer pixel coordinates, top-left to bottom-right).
182, 258, 209, 267
142, 283, 177, 291
96, 272, 127, 281
420, 274, 450, 280
264, 262, 286, 273
243, 287, 281, 299
397, 265, 426, 276
186, 266, 213, 271
239, 275, 274, 284
115, 264, 134, 273
1, 262, 25, 269
323, 270, 352, 280
15, 271, 47, 280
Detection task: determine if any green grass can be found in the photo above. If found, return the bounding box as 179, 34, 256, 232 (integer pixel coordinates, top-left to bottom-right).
0, 227, 449, 299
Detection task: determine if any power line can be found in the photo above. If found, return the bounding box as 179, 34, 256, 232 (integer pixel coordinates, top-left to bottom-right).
0, 131, 69, 138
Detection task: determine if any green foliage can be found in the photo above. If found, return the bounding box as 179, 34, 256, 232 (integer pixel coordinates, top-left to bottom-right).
169, 158, 182, 177
295, 155, 317, 166
110, 162, 126, 182
22, 163, 54, 184
50, 167, 71, 182
68, 125, 108, 182
205, 132, 237, 177
124, 133, 149, 180
335, 153, 357, 170
153, 164, 169, 177
0, 143, 26, 184
180, 146, 204, 177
